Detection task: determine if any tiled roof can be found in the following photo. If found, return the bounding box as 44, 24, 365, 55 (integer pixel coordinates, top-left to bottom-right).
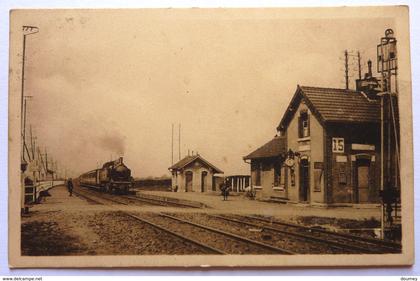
277, 86, 381, 130
243, 136, 287, 160
168, 155, 223, 174
168, 155, 197, 170
301, 86, 381, 123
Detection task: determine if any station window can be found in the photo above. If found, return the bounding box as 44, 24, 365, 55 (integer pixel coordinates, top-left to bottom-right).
274, 164, 281, 186
298, 110, 310, 138
255, 168, 261, 186
274, 165, 286, 188
252, 161, 261, 186
314, 169, 322, 192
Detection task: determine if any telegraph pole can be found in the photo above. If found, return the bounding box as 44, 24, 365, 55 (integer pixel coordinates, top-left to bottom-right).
30, 125, 35, 160
45, 148, 48, 174
357, 51, 362, 80
344, 50, 349, 90
20, 26, 38, 214
342, 49, 362, 90
171, 123, 174, 165
22, 95, 33, 161
21, 26, 39, 167
178, 123, 181, 161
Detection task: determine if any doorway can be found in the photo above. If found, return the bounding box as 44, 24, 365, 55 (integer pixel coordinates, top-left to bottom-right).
356, 159, 370, 203
185, 171, 193, 192
201, 171, 208, 192
299, 158, 310, 202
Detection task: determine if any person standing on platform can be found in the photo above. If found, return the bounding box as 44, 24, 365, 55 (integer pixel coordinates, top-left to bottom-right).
67, 178, 73, 197
219, 181, 226, 201
220, 180, 230, 201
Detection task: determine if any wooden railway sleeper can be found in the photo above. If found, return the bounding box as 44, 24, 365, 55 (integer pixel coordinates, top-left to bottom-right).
160, 213, 296, 255
125, 212, 226, 255
213, 214, 376, 254
246, 215, 401, 253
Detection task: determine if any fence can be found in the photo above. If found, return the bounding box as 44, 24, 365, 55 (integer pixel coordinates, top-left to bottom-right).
24, 180, 65, 204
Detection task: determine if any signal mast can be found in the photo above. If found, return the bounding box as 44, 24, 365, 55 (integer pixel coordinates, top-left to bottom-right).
377, 29, 400, 240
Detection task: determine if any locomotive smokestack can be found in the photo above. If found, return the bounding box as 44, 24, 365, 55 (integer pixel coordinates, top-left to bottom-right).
119, 157, 123, 164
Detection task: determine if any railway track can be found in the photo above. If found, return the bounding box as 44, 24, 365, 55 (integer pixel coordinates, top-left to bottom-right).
72, 188, 249, 254
120, 194, 202, 208
72, 188, 294, 254
225, 214, 401, 254
72, 186, 400, 255
166, 213, 353, 254
124, 213, 225, 254
73, 187, 137, 206
139, 213, 295, 255
72, 189, 227, 254
75, 184, 202, 208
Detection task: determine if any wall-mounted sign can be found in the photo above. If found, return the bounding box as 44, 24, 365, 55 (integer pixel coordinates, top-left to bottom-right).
332, 137, 345, 153
298, 145, 310, 152
336, 155, 348, 163
351, 144, 375, 151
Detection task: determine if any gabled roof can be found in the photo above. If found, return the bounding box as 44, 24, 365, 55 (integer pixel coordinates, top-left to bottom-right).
277, 85, 381, 131
168, 155, 223, 174
243, 136, 287, 160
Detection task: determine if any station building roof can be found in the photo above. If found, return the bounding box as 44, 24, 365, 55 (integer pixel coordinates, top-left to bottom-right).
169, 155, 223, 174
243, 136, 287, 160
277, 85, 381, 131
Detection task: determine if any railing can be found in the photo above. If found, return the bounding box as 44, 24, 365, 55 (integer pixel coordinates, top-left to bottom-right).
24, 180, 65, 204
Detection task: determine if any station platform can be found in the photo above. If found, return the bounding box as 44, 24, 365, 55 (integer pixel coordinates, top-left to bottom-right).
137, 190, 382, 221
24, 184, 90, 212
23, 185, 382, 229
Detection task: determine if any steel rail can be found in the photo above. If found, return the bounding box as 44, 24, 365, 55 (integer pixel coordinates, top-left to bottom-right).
212, 214, 371, 254
246, 215, 401, 253
160, 213, 295, 255
72, 189, 105, 205
74, 188, 129, 206
247, 215, 402, 250
120, 195, 164, 206
73, 189, 225, 254
124, 213, 226, 255
122, 195, 202, 209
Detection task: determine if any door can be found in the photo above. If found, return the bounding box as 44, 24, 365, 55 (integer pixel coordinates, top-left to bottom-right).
185, 171, 193, 192
201, 171, 208, 192
299, 159, 310, 202
356, 159, 370, 203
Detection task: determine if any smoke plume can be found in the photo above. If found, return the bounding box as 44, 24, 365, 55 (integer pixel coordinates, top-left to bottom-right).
96, 132, 126, 156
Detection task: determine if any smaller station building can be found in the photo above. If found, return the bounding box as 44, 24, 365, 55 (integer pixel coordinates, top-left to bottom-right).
243, 136, 288, 196
169, 154, 223, 192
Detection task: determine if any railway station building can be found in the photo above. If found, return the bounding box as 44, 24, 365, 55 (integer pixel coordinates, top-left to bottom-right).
169, 154, 223, 192
244, 85, 382, 206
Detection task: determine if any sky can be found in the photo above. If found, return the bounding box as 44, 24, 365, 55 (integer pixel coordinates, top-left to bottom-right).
10, 9, 396, 178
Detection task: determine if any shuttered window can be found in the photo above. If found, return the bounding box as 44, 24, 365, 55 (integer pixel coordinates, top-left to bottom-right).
314, 169, 322, 192
298, 110, 310, 138
274, 164, 281, 186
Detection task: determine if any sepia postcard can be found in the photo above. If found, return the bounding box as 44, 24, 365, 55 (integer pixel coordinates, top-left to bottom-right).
8, 6, 414, 268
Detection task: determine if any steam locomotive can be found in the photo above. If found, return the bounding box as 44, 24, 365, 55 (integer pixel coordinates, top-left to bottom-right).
79, 157, 133, 194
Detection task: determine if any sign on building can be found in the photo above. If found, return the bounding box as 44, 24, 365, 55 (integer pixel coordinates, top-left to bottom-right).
332, 137, 345, 153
